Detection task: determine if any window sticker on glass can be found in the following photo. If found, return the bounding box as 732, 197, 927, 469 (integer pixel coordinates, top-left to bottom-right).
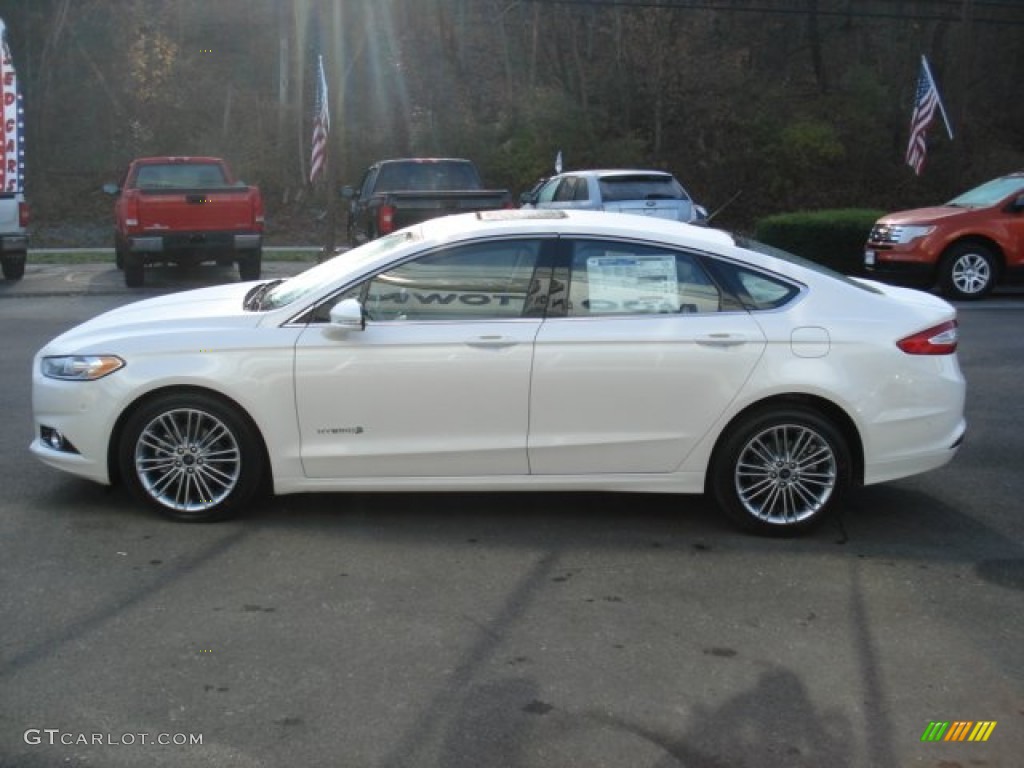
586, 253, 679, 313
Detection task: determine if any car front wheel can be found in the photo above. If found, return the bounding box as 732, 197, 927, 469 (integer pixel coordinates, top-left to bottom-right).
711, 407, 850, 535
119, 392, 265, 522
940, 242, 996, 300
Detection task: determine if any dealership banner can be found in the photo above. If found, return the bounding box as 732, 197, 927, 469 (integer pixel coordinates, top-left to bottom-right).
0, 17, 24, 193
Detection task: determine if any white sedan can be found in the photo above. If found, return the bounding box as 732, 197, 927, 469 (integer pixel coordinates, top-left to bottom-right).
31, 210, 966, 534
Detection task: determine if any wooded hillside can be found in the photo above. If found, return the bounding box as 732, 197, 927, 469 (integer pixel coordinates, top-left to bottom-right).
1, 0, 1022, 243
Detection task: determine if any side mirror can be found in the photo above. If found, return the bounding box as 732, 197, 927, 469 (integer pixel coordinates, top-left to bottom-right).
329, 298, 365, 331
102, 183, 120, 196
693, 205, 709, 222
519, 191, 535, 206
341, 185, 356, 200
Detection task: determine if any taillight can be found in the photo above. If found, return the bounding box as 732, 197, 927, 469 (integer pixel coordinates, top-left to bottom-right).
378, 204, 395, 235
897, 320, 958, 355
18, 201, 29, 228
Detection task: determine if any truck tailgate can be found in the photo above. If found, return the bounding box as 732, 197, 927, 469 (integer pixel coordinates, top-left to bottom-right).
388, 190, 511, 228
0, 194, 22, 231
137, 189, 257, 231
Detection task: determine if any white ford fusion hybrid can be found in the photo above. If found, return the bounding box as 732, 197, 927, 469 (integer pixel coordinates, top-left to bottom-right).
31, 210, 966, 534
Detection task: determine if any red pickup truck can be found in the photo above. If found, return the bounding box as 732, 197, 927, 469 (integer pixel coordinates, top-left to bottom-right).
105, 156, 264, 287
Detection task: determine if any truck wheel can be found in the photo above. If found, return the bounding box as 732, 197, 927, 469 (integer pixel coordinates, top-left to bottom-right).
1, 251, 26, 281
939, 242, 997, 300
114, 236, 126, 270
238, 251, 261, 281
124, 254, 145, 287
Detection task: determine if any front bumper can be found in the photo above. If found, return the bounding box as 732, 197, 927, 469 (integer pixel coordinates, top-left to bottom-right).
864, 245, 936, 287
30, 369, 125, 486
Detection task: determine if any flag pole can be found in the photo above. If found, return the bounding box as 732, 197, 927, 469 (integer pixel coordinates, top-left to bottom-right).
922, 55, 954, 140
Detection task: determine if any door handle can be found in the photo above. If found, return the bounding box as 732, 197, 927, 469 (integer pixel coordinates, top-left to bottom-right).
695, 333, 747, 347
465, 335, 518, 349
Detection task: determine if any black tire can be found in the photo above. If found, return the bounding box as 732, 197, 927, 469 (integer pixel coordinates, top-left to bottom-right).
124, 254, 144, 287
118, 391, 265, 522
2, 251, 26, 281
114, 236, 126, 270
710, 406, 851, 535
939, 242, 997, 300
238, 250, 261, 281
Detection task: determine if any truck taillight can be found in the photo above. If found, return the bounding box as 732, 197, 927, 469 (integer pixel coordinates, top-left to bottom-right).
378, 204, 395, 235
18, 201, 29, 228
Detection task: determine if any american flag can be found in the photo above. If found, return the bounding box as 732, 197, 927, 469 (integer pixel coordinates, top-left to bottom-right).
905, 57, 945, 176
309, 54, 329, 184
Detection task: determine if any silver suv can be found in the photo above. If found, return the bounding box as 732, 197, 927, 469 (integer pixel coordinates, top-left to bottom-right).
523, 169, 706, 224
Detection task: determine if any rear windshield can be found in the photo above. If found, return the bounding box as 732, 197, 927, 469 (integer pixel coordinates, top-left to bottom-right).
134, 163, 230, 189
374, 161, 482, 192
599, 175, 687, 202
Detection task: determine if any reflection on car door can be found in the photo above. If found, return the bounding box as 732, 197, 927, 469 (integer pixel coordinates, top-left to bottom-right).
294, 238, 550, 478
528, 239, 767, 474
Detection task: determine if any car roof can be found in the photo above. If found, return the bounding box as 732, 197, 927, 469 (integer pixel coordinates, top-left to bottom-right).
557, 169, 675, 179
418, 208, 733, 250
132, 156, 225, 164
376, 158, 473, 165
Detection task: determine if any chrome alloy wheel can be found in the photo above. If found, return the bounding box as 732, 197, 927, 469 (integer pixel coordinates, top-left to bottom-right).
950, 252, 992, 296
733, 423, 838, 525
133, 407, 242, 513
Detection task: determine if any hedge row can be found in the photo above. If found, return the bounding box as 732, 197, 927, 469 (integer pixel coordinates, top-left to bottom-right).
753, 209, 886, 276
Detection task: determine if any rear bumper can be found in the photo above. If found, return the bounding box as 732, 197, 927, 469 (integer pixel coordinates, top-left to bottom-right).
0, 234, 28, 254
129, 231, 262, 262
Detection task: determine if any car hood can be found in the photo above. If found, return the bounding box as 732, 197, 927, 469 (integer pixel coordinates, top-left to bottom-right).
41, 282, 262, 353
878, 205, 969, 226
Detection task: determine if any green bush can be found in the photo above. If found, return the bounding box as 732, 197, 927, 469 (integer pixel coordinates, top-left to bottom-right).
754, 209, 886, 276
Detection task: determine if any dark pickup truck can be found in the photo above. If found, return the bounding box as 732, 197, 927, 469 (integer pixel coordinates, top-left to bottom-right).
343, 158, 512, 245
104, 156, 264, 287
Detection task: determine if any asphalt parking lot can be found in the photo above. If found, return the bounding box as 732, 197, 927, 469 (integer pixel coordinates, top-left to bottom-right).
1, 262, 1022, 768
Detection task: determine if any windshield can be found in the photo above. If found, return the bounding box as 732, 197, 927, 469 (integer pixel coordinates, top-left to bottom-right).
947, 176, 1024, 207
261, 231, 420, 310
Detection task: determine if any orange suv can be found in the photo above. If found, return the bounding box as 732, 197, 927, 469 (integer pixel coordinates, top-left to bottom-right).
864, 172, 1024, 299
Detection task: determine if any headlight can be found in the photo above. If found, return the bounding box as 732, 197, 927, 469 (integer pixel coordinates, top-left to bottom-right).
42, 355, 125, 381
893, 225, 934, 244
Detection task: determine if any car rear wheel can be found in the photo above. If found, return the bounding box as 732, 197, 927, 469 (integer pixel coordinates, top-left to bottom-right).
119, 392, 265, 522
711, 407, 850, 535
940, 242, 996, 300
